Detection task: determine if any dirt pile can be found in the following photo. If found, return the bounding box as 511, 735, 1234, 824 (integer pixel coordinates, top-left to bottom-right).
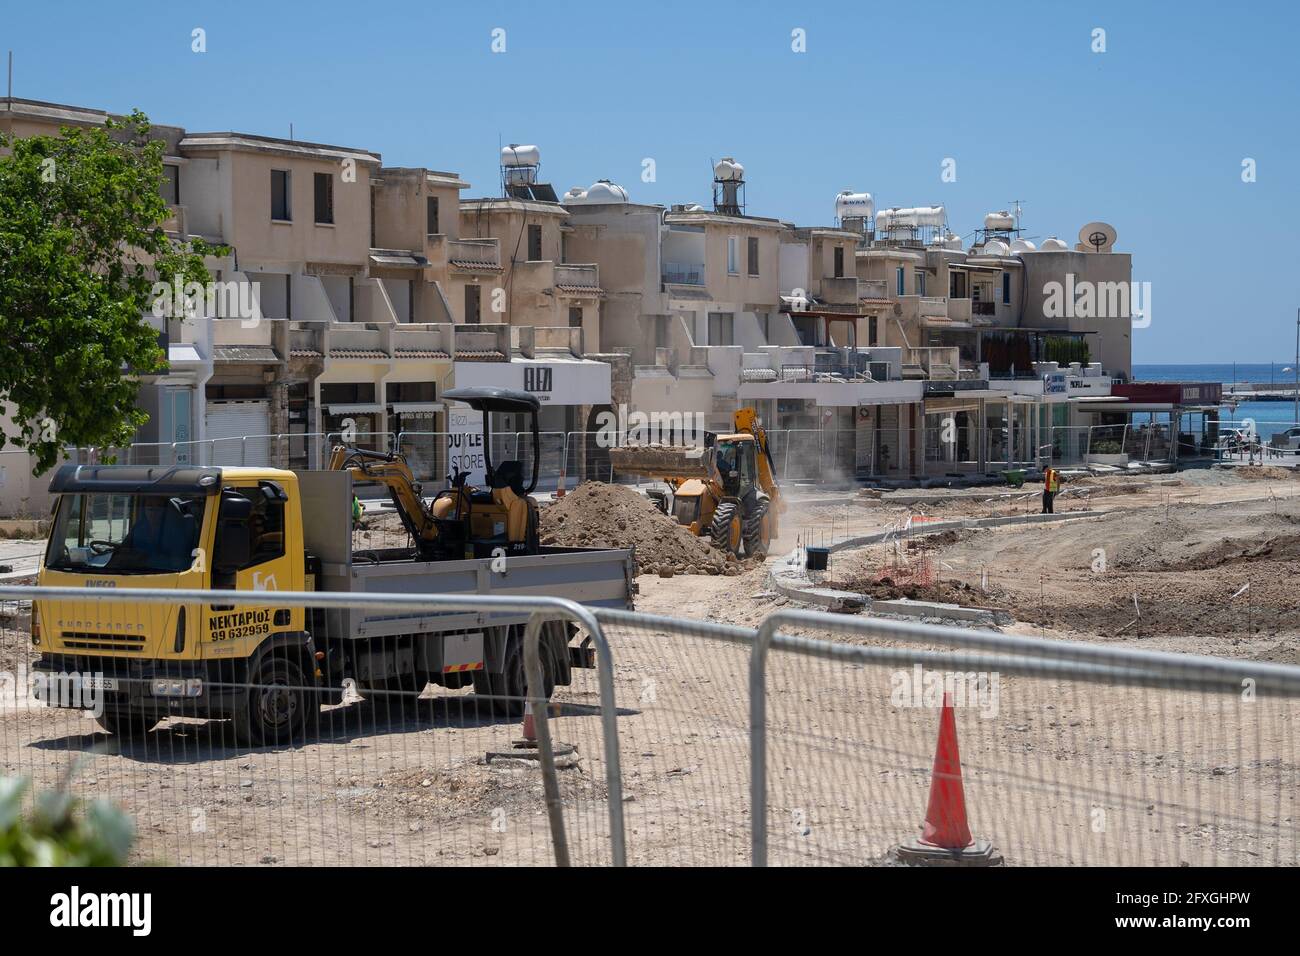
1233, 466, 1298, 481
540, 482, 736, 576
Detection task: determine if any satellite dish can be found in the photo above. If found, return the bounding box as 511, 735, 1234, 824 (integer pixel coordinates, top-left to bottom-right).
1078, 221, 1117, 253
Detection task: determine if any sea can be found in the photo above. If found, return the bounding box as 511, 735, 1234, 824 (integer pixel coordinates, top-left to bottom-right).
1133, 363, 1298, 432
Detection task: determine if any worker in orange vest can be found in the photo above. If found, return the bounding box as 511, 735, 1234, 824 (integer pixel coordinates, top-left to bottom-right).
1042, 465, 1060, 514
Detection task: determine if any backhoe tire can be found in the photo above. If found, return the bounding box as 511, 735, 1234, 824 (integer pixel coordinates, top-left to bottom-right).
709, 501, 743, 557
742, 500, 771, 558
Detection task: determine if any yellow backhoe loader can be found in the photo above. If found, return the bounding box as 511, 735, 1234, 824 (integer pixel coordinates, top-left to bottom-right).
328, 386, 541, 560
610, 408, 782, 557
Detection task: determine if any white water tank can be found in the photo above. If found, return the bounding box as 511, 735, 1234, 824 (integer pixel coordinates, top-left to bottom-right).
876, 205, 946, 230
1039, 236, 1069, 251
501, 144, 541, 167
835, 191, 874, 221
984, 210, 1015, 231
563, 187, 588, 204
585, 179, 629, 203
980, 239, 1011, 256
1009, 238, 1037, 254
713, 157, 745, 181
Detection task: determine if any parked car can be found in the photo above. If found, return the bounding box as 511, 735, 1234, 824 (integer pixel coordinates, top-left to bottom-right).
1269, 426, 1300, 451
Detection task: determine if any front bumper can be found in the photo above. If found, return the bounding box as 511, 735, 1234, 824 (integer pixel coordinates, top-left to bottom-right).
31, 653, 246, 719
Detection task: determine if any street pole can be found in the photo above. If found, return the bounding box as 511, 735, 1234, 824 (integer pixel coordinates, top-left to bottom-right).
1294, 308, 1299, 427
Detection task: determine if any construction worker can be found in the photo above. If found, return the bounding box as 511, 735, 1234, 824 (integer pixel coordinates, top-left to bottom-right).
1041, 465, 1060, 514
351, 493, 364, 529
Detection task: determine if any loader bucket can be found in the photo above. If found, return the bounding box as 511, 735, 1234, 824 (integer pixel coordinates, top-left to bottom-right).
608, 444, 710, 479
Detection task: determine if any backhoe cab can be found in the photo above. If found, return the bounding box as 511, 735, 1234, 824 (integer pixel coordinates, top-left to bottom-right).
329, 386, 542, 560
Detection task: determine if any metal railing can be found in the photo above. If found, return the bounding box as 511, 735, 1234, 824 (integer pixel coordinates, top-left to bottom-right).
2, 584, 1297, 865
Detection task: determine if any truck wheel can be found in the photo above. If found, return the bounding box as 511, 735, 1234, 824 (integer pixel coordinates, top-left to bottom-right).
96, 710, 158, 738
709, 501, 742, 556
473, 627, 555, 718
743, 500, 771, 558
235, 656, 318, 747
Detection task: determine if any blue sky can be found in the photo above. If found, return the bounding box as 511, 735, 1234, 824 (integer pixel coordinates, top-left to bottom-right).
5, 0, 1297, 363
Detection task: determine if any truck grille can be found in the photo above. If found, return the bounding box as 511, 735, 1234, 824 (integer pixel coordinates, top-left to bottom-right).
61, 632, 147, 652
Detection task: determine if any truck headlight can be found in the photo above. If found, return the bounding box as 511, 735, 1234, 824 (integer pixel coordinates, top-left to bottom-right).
151, 678, 203, 698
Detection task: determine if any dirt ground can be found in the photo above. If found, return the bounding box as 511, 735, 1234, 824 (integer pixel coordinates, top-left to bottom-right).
0, 467, 1296, 865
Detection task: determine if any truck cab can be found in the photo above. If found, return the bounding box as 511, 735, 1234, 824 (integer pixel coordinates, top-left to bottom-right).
36, 464, 314, 741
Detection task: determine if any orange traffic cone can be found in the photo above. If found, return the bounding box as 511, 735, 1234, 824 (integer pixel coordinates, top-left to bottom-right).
555, 455, 567, 499
520, 701, 537, 743
896, 693, 1002, 866
920, 694, 973, 849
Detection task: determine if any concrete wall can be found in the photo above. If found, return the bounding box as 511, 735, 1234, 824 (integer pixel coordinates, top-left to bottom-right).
1020, 250, 1134, 379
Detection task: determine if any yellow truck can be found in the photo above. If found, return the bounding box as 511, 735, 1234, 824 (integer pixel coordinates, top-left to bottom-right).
31, 390, 634, 745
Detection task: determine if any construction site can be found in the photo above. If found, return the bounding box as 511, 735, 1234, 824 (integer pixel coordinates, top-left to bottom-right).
1, 429, 1297, 866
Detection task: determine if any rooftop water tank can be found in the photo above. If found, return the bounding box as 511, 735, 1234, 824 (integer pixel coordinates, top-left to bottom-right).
500, 144, 541, 167
1009, 238, 1037, 254
876, 205, 946, 229
980, 239, 1011, 256
585, 179, 629, 203
563, 187, 588, 204
984, 210, 1015, 231
1039, 236, 1069, 251
713, 157, 745, 181
835, 190, 874, 221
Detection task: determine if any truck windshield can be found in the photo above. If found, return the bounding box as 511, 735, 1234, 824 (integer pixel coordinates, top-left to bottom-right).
45, 493, 203, 575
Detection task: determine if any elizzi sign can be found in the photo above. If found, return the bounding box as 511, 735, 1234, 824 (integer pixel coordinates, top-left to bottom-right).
523, 366, 553, 393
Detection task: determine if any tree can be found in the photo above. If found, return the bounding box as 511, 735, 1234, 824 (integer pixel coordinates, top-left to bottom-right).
0, 110, 224, 473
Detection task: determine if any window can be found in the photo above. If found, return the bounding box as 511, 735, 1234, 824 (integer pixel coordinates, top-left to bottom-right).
527, 224, 543, 261
833, 246, 844, 279
727, 236, 739, 275
388, 381, 436, 403
868, 317, 879, 347
314, 172, 334, 225
708, 312, 734, 346
271, 170, 291, 221
896, 266, 905, 296
464, 284, 481, 324
950, 270, 968, 298
214, 484, 286, 574
914, 270, 926, 296
747, 237, 759, 276
568, 306, 583, 328
1002, 271, 1012, 305
320, 382, 377, 404
45, 493, 202, 575
161, 164, 180, 205
426, 196, 440, 236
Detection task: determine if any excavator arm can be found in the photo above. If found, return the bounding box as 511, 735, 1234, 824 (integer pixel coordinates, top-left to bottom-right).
327, 445, 443, 546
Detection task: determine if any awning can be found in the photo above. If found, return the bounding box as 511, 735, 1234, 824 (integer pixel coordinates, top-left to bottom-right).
326, 403, 384, 415
168, 344, 203, 364
370, 253, 429, 269
388, 402, 444, 413
212, 345, 279, 363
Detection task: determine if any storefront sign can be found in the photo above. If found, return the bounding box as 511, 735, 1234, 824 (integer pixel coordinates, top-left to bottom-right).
447, 404, 486, 485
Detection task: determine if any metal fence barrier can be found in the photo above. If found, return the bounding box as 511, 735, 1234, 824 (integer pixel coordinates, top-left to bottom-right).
2, 585, 1297, 866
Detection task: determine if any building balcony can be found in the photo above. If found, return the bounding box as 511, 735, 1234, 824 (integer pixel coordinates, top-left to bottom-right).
447, 238, 502, 272
820, 276, 860, 306
554, 263, 602, 295
902, 345, 961, 381
947, 297, 972, 323
857, 278, 889, 302
662, 261, 706, 286
326, 324, 388, 359
389, 324, 452, 360
162, 204, 187, 237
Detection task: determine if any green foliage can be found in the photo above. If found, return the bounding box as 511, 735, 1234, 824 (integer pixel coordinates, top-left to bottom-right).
0, 110, 225, 473
0, 775, 134, 866
1042, 335, 1091, 367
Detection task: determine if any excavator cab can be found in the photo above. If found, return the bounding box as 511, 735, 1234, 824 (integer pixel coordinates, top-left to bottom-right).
441, 386, 542, 557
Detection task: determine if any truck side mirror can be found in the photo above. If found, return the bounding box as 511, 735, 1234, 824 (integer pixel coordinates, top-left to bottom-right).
213, 492, 253, 575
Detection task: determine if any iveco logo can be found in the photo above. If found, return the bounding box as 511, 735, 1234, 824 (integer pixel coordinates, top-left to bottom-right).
84, 580, 117, 588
